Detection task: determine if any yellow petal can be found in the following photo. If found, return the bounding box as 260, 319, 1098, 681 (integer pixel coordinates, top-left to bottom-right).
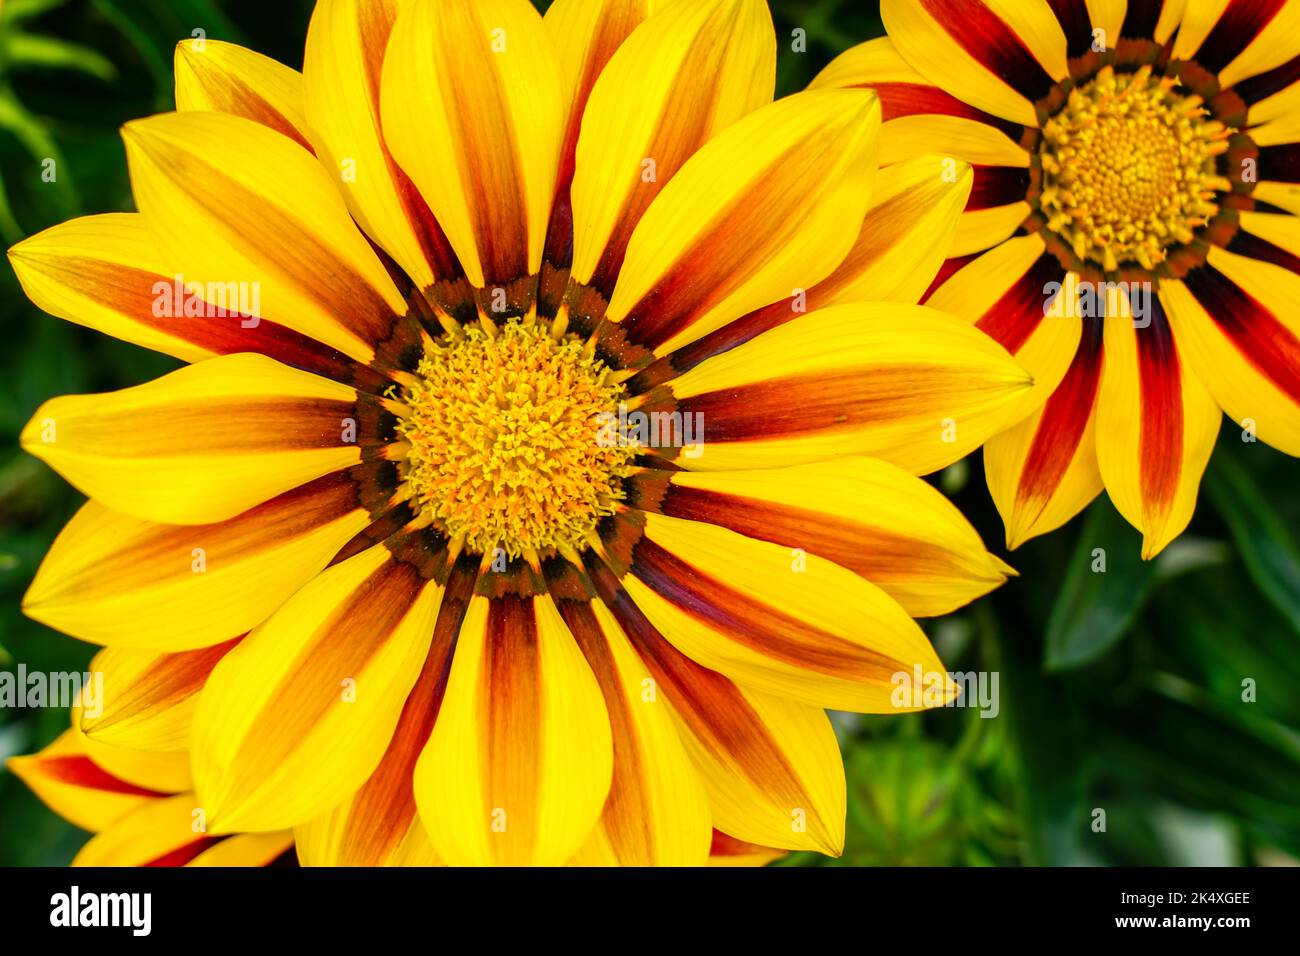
21, 353, 361, 525
71, 704, 193, 794
25, 473, 369, 650
6, 730, 164, 833
598, 601, 845, 853
1160, 243, 1300, 456
174, 39, 313, 150
191, 545, 443, 832
186, 831, 294, 867
123, 110, 405, 364
606, 88, 880, 355
646, 456, 1010, 617
657, 302, 1033, 475
880, 0, 1054, 126
984, 321, 1104, 548
561, 599, 712, 866
616, 511, 952, 712
569, 0, 775, 293
79, 642, 237, 750
380, 0, 565, 286
5, 213, 378, 382
72, 793, 212, 867
1095, 300, 1220, 559
304, 0, 459, 290
414, 595, 612, 866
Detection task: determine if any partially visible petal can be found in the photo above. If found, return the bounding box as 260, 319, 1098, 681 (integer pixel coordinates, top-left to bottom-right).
6, 214, 380, 385
24, 472, 370, 650
174, 39, 313, 150
1161, 242, 1300, 455
984, 319, 1104, 548
569, 0, 775, 294
636, 457, 1011, 617
613, 511, 953, 712
304, 0, 460, 290
560, 599, 712, 866
1095, 299, 1220, 559
20, 354, 361, 526
606, 89, 880, 355
71, 706, 193, 794
708, 830, 786, 867
599, 588, 845, 854
79, 641, 238, 751
881, 0, 1061, 126
192, 545, 443, 832
380, 0, 565, 286
1176, 0, 1300, 89
414, 595, 612, 866
652, 303, 1033, 475
123, 111, 406, 364
6, 731, 164, 833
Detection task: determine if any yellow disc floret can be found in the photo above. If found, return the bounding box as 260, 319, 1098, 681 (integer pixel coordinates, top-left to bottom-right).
1038, 65, 1232, 272
397, 318, 636, 559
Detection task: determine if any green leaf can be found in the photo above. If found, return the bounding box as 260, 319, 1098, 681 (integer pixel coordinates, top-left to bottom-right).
1205, 452, 1300, 637
1044, 498, 1156, 670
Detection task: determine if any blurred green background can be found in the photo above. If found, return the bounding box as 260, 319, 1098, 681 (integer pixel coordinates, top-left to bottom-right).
1, 0, 1298, 867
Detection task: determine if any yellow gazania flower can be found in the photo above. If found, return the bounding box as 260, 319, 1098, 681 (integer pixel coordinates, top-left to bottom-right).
9, 714, 783, 867
10, 0, 1031, 865
816, 0, 1300, 557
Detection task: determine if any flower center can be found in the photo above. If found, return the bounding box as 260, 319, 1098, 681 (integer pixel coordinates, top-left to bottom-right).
396, 318, 636, 559
1037, 65, 1231, 272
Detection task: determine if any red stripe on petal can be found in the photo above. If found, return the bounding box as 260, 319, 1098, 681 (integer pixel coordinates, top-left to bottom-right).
145, 837, 220, 867
974, 252, 1066, 354
38, 755, 169, 798
863, 81, 1023, 140
1195, 0, 1286, 74
1016, 317, 1103, 504
1232, 53, 1300, 104
1257, 143, 1300, 182
1047, 0, 1094, 58
968, 165, 1032, 211
1184, 264, 1300, 405
918, 0, 1057, 101
921, 253, 979, 303
1136, 303, 1184, 512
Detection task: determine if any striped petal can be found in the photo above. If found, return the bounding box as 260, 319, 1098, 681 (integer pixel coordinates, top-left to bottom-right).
414, 595, 613, 866
5, 214, 381, 385
560, 599, 712, 866
304, 0, 459, 291
295, 571, 470, 867
640, 457, 1011, 617
708, 830, 786, 867
24, 472, 369, 650
380, 0, 565, 286
1176, 0, 1300, 89
173, 39, 312, 150
881, 0, 1064, 126
600, 590, 845, 853
123, 111, 405, 364
653, 302, 1033, 476
984, 319, 1104, 547
1161, 242, 1300, 455
1095, 299, 1220, 559
925, 235, 1080, 426
191, 545, 443, 832
6, 731, 165, 833
70, 705, 193, 795
20, 353, 361, 525
614, 510, 952, 712
543, 0, 658, 264
72, 793, 291, 867
606, 88, 880, 356
79, 641, 238, 751
569, 0, 775, 294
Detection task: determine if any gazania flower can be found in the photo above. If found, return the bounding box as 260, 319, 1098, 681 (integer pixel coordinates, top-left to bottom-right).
815, 0, 1300, 557
11, 0, 1030, 865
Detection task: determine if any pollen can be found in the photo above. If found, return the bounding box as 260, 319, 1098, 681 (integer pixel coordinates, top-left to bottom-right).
1037, 65, 1233, 272
395, 318, 637, 560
